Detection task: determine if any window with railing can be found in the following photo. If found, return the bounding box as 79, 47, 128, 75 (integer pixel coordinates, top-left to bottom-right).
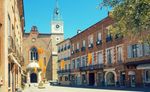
127, 44, 145, 58
107, 49, 112, 64
72, 60, 75, 69
97, 51, 103, 64
81, 56, 86, 67
81, 40, 86, 51
76, 42, 80, 53
88, 35, 93, 48
117, 46, 123, 63
76, 58, 81, 69
92, 53, 95, 65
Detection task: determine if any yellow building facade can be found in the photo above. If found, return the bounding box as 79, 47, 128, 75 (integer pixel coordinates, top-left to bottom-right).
0, 0, 25, 92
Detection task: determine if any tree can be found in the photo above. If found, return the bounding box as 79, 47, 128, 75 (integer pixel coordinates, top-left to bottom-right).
100, 0, 150, 43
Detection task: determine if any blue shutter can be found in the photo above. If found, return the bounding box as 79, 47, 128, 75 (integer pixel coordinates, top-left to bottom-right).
127, 45, 132, 58
137, 44, 143, 57
144, 44, 150, 56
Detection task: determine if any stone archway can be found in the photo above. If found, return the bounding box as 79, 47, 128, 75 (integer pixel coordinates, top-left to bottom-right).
105, 72, 115, 86
30, 73, 37, 83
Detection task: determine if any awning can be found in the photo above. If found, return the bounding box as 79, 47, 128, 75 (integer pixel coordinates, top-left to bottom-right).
27, 61, 40, 69
137, 64, 150, 70
8, 53, 21, 68
128, 71, 135, 75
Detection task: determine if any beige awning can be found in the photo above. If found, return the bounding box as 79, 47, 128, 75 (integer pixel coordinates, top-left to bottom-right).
137, 64, 150, 69
8, 53, 21, 68
27, 61, 40, 69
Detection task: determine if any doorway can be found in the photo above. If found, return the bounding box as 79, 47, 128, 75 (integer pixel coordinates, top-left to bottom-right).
89, 73, 95, 86
30, 73, 37, 83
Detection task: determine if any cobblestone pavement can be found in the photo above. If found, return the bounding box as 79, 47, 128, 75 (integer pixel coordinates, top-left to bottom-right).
22, 84, 143, 92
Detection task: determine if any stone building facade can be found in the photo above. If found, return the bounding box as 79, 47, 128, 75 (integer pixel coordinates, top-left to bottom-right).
57, 38, 71, 85
23, 0, 64, 84
0, 0, 25, 92
57, 15, 150, 87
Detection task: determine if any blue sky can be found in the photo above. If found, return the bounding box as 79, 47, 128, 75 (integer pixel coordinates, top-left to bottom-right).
24, 0, 109, 38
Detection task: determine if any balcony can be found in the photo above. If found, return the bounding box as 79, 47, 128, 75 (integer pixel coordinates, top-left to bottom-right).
81, 47, 86, 52
106, 36, 112, 42
96, 40, 102, 46
71, 51, 75, 55
64, 57, 70, 61
57, 69, 71, 74
79, 64, 104, 71
8, 36, 16, 53
88, 44, 93, 49
75, 49, 80, 53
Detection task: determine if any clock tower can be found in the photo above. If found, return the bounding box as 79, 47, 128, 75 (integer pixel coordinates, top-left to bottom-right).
50, 0, 64, 81
51, 0, 64, 34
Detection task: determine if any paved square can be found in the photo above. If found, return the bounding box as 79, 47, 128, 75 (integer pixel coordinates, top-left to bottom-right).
23, 84, 141, 92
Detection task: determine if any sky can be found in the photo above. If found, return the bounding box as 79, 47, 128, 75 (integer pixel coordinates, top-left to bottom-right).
24, 0, 110, 39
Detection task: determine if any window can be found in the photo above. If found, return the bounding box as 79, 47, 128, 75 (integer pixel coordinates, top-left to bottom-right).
97, 52, 103, 64
72, 44, 74, 51
30, 47, 38, 61
77, 42, 80, 50
8, 64, 11, 87
69, 64, 71, 69
92, 53, 95, 65
117, 46, 123, 63
88, 35, 93, 45
65, 64, 67, 70
107, 49, 112, 64
144, 44, 150, 56
76, 58, 81, 69
65, 76, 68, 81
72, 60, 75, 69
81, 56, 86, 67
128, 44, 143, 58
145, 70, 150, 82
97, 32, 101, 41
88, 35, 94, 48
8, 15, 11, 48
8, 15, 11, 37
82, 40, 86, 47
106, 30, 112, 42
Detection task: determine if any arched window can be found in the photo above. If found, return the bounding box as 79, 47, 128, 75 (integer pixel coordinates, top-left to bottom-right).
30, 47, 38, 61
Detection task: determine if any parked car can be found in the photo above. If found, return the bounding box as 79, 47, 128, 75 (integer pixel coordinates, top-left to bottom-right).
49, 80, 60, 86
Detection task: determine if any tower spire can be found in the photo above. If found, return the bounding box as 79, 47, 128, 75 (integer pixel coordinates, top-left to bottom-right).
53, 0, 62, 21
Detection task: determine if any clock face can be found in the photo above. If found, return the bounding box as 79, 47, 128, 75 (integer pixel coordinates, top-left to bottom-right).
56, 24, 60, 29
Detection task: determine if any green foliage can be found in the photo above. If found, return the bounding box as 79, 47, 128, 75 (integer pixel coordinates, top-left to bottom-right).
100, 0, 150, 43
